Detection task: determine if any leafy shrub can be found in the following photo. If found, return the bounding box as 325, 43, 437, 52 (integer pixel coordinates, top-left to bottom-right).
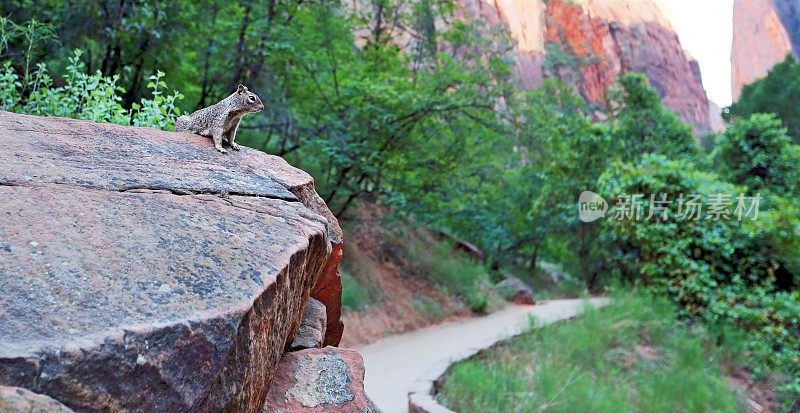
714, 113, 800, 195
340, 267, 373, 311
412, 297, 447, 322
727, 53, 800, 142
0, 49, 182, 130
598, 153, 800, 401
400, 228, 500, 313
705, 287, 800, 397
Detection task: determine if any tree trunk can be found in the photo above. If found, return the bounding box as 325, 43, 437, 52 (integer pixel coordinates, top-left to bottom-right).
529, 242, 541, 272
198, 4, 221, 108
100, 44, 113, 75
334, 190, 361, 219
579, 223, 590, 288
229, 4, 252, 91
123, 37, 149, 108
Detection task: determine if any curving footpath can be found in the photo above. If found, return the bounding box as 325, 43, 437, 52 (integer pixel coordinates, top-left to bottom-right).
358, 298, 610, 413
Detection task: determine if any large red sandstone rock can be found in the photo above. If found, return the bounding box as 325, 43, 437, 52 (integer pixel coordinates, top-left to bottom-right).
262, 347, 379, 413
272, 155, 344, 348
0, 111, 342, 411
457, 0, 713, 135
731, 0, 800, 101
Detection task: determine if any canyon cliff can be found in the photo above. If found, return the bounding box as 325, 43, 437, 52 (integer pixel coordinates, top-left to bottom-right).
458, 0, 715, 135
731, 0, 800, 101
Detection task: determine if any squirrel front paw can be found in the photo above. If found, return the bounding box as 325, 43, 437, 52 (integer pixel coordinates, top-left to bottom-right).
230, 142, 241, 151
215, 145, 228, 154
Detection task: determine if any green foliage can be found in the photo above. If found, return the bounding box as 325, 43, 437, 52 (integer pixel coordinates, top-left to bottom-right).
599, 154, 744, 292
0, 17, 15, 52
302, 2, 512, 217
543, 41, 596, 74
400, 228, 500, 313
0, 21, 183, 130
706, 287, 800, 397
595, 78, 800, 403
727, 54, 800, 142
607, 73, 697, 160
14, 19, 57, 88
0, 16, 57, 90
714, 113, 800, 195
598, 153, 800, 401
340, 267, 374, 311
3, 0, 204, 105
439, 290, 743, 412
412, 297, 447, 322
452, 74, 701, 285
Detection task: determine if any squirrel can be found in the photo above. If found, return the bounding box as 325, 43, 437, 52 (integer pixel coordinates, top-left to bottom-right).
175, 84, 264, 153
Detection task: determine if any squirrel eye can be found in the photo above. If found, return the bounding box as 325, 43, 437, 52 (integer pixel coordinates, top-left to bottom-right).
249, 96, 255, 102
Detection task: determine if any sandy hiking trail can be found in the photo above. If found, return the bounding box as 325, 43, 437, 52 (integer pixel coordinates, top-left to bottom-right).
358, 298, 610, 413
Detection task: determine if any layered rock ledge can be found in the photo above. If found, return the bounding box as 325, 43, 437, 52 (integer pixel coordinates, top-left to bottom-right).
0, 111, 343, 412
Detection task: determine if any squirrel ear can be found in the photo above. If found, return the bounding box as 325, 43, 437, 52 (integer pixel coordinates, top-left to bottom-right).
237, 84, 246, 94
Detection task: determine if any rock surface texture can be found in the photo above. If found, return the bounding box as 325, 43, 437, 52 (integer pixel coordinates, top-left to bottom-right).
262, 347, 380, 413
457, 0, 713, 134
290, 298, 327, 351
0, 386, 74, 413
0, 111, 343, 412
731, 0, 800, 101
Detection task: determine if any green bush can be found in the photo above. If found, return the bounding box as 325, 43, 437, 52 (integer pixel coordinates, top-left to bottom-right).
439, 290, 742, 412
340, 267, 373, 311
714, 113, 800, 195
1, 47, 183, 130
401, 229, 499, 313
412, 297, 447, 322
727, 54, 800, 142
598, 153, 800, 401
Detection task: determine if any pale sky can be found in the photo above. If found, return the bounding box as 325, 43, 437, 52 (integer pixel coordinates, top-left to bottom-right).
662, 0, 735, 106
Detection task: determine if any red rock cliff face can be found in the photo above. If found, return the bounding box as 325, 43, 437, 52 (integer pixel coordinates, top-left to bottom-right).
456, 0, 547, 89
458, 0, 713, 134
731, 0, 800, 101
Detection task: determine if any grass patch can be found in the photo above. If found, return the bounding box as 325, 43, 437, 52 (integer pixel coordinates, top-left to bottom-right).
400, 227, 502, 313
413, 295, 447, 322
338, 214, 501, 315
340, 267, 375, 310
438, 290, 744, 412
